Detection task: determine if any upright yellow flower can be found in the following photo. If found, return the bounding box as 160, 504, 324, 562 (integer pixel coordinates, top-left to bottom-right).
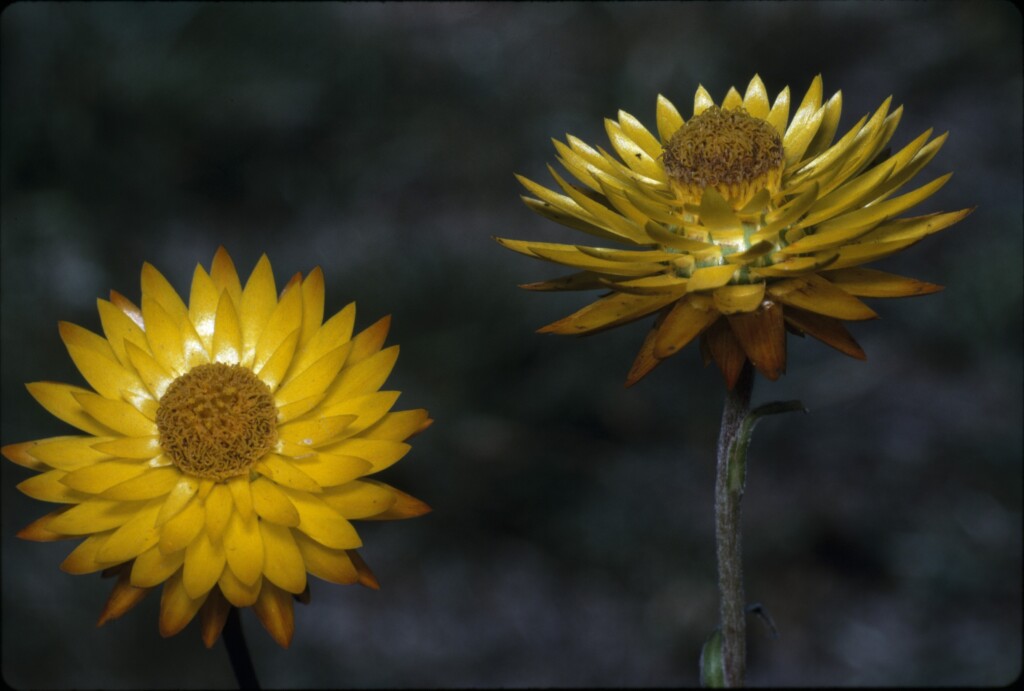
2, 249, 430, 648
498, 75, 972, 387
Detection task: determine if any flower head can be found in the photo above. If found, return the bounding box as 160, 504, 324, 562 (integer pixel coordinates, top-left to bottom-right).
497, 75, 972, 387
3, 249, 431, 648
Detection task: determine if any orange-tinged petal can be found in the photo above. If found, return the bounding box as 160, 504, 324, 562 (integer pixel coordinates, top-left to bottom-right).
349, 550, 380, 590
224, 510, 264, 586
727, 302, 787, 381
361, 484, 432, 521
259, 521, 306, 594
109, 289, 144, 330
17, 510, 76, 541
253, 580, 295, 648
783, 307, 866, 360
200, 589, 232, 649
159, 570, 208, 637
653, 299, 720, 359
703, 319, 747, 389
98, 567, 152, 626
132, 544, 186, 588
2, 441, 49, 471
348, 315, 391, 365
26, 382, 119, 437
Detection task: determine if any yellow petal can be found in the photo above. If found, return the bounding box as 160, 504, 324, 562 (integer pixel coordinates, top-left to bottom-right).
321, 346, 400, 405
47, 498, 147, 534
278, 415, 357, 448
218, 569, 262, 608
322, 438, 411, 474
97, 298, 149, 368
687, 265, 738, 292
22, 435, 112, 470
768, 275, 877, 320
255, 328, 301, 391
253, 277, 304, 375
227, 475, 253, 521
317, 391, 400, 434
605, 119, 667, 181
320, 480, 397, 519
204, 483, 233, 544
713, 283, 767, 315
124, 341, 176, 400
278, 486, 362, 549
71, 391, 156, 437
766, 85, 791, 136
183, 528, 226, 599
617, 109, 663, 159
188, 265, 220, 353
26, 382, 118, 437
61, 459, 148, 494
538, 291, 680, 335
240, 255, 278, 368
209, 247, 243, 308
783, 75, 824, 166
656, 94, 685, 143
211, 291, 244, 365
97, 498, 163, 562
159, 496, 205, 554
821, 267, 942, 298
156, 476, 200, 526
294, 531, 358, 585
142, 296, 187, 377
18, 469, 90, 503
292, 452, 371, 487
142, 262, 188, 322
299, 267, 326, 348
742, 75, 770, 119
255, 454, 323, 493
101, 466, 180, 501
693, 84, 715, 115
159, 570, 208, 637
17, 510, 75, 542
259, 521, 307, 594
721, 85, 743, 111
109, 290, 144, 328
275, 345, 350, 407
224, 510, 264, 585
253, 581, 295, 648
90, 435, 159, 460
2, 441, 48, 471
251, 477, 300, 526
363, 409, 431, 442
361, 483, 432, 521
290, 303, 356, 376
61, 533, 118, 574
132, 545, 185, 587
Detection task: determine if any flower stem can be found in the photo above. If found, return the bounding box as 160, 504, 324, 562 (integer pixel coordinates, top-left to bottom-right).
224, 607, 260, 690
714, 362, 754, 687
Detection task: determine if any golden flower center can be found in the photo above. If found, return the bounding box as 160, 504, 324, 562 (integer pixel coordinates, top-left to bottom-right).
662, 106, 784, 207
156, 363, 278, 482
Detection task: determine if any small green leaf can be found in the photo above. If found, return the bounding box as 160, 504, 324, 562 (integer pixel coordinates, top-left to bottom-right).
700, 629, 725, 688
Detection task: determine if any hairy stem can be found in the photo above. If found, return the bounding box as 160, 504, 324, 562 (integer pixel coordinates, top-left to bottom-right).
714, 362, 754, 687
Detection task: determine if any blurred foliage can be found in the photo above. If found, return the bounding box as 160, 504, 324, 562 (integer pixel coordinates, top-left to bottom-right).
2, 1, 1021, 687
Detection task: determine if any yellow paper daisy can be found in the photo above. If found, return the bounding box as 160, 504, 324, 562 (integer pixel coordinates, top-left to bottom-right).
497, 75, 972, 388
2, 248, 431, 648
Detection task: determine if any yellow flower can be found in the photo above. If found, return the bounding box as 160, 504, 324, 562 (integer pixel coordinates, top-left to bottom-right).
2, 248, 431, 648
497, 75, 972, 388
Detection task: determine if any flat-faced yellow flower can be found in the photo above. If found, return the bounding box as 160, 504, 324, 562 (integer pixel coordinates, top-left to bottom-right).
497, 75, 972, 388
2, 248, 430, 648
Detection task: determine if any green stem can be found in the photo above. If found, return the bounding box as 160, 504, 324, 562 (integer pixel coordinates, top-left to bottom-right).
714, 362, 754, 687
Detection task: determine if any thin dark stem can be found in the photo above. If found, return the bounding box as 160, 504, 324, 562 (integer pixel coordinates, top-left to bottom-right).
224, 607, 260, 690
714, 362, 754, 687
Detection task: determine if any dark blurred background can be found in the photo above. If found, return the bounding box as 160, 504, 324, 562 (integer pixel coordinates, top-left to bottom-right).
2, 1, 1020, 688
